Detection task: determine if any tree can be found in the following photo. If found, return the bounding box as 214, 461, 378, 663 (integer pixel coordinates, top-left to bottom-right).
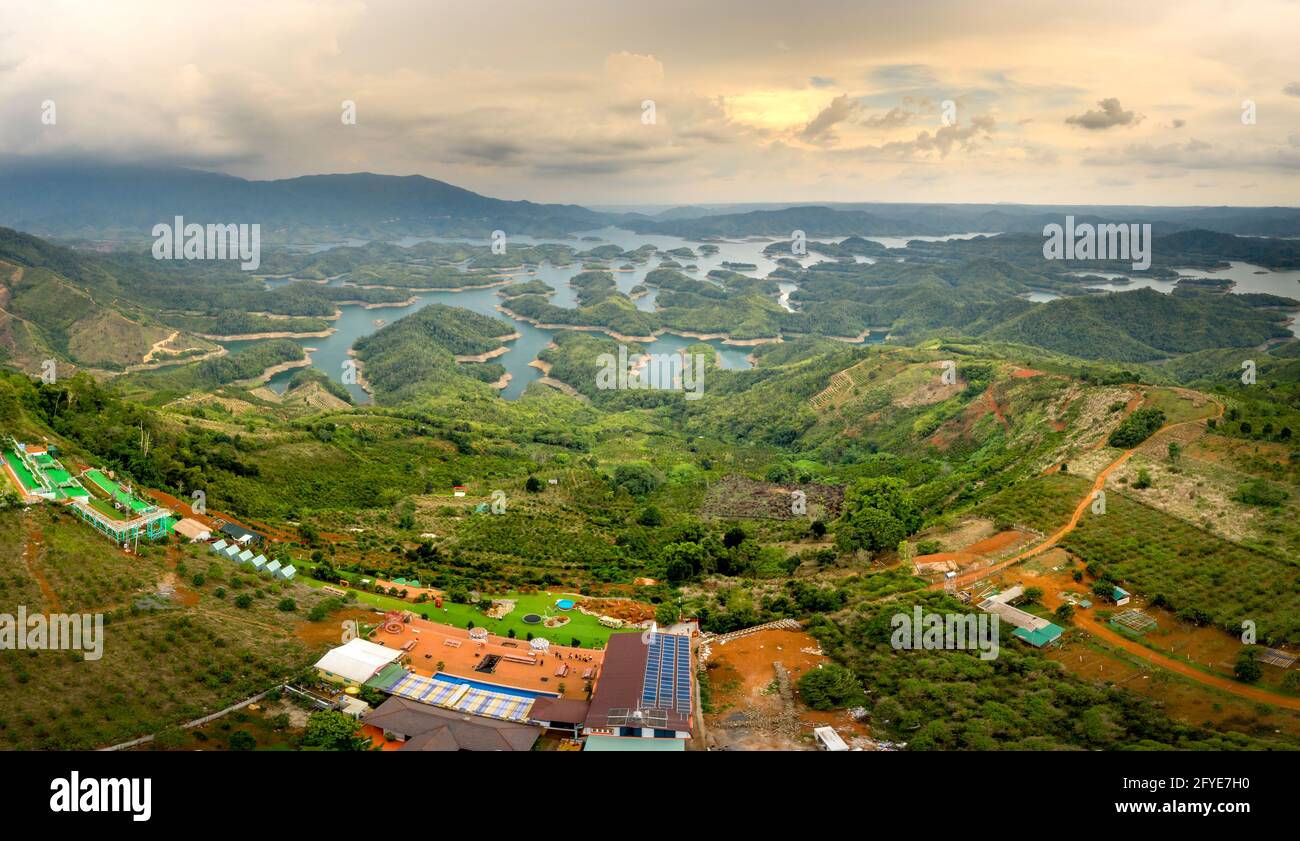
638, 506, 663, 527
1133, 468, 1152, 489
797, 663, 865, 711
301, 710, 370, 751
810, 519, 827, 539
1107, 408, 1166, 447
227, 731, 256, 751
277, 598, 297, 612
1053, 603, 1075, 624
612, 463, 661, 498
1234, 650, 1262, 683
525, 476, 543, 493
662, 541, 705, 584
234, 594, 253, 609
1021, 586, 1043, 606
722, 526, 747, 549
834, 477, 922, 553
765, 463, 793, 484
1167, 441, 1181, 466
655, 602, 679, 626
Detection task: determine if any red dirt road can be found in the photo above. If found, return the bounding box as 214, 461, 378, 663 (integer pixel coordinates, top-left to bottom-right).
924, 395, 1300, 710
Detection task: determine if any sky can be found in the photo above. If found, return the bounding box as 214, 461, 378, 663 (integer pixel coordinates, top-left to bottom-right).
1, 0, 1298, 206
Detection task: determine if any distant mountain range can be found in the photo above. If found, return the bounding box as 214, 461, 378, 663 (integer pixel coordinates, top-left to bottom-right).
0, 161, 605, 242
2, 160, 1299, 244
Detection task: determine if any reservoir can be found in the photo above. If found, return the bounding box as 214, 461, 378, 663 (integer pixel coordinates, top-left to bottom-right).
243, 228, 788, 401
234, 229, 921, 402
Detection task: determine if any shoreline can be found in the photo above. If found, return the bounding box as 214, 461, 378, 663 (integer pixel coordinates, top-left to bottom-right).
237, 356, 313, 387
345, 348, 375, 399
355, 277, 515, 294
121, 345, 228, 374
454, 332, 522, 363
201, 327, 336, 341
496, 303, 781, 347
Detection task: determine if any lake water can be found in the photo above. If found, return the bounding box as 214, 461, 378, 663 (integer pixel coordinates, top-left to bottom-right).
239, 232, 1299, 401
1073, 261, 1300, 336
243, 227, 862, 402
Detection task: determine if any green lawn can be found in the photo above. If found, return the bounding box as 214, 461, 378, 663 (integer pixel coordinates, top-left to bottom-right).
296, 574, 634, 648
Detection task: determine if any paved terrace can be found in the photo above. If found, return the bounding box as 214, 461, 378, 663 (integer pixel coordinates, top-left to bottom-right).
373, 616, 610, 701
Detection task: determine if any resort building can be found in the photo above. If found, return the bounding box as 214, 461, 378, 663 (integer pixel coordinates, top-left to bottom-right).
362, 696, 540, 752
314, 638, 406, 687
978, 585, 1065, 648
219, 521, 262, 546
172, 518, 211, 542
582, 631, 693, 747
372, 614, 604, 702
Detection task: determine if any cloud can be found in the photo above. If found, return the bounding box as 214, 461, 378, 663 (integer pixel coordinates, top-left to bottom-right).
799, 94, 860, 144
1285, 82, 1300, 97
1170, 118, 1185, 129
1065, 97, 1142, 130
834, 113, 996, 159
809, 76, 836, 89
860, 106, 913, 129
1083, 138, 1300, 171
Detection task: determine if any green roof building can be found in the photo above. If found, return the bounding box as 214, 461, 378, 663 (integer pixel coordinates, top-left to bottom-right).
1012, 623, 1064, 648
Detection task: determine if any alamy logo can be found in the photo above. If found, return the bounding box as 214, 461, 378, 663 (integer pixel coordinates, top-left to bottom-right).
597, 345, 704, 400
891, 607, 1000, 661
50, 772, 151, 822
1042, 215, 1151, 270
0, 608, 103, 660
152, 216, 261, 271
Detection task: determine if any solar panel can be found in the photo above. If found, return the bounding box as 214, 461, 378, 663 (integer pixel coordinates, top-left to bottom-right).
637, 633, 692, 715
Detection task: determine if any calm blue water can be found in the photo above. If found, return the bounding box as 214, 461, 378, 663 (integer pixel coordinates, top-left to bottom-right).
1071, 261, 1300, 336
230, 229, 935, 403
433, 673, 555, 699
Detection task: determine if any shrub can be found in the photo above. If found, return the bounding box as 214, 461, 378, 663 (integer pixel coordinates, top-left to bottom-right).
797, 663, 865, 711
1107, 408, 1166, 448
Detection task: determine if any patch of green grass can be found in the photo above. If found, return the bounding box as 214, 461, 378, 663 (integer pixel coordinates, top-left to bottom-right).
295, 576, 633, 648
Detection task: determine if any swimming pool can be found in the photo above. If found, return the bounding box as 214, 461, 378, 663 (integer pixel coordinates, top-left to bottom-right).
434, 673, 557, 700
555, 599, 575, 610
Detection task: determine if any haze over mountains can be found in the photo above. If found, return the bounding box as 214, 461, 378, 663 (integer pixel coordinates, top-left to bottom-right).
4, 161, 1300, 243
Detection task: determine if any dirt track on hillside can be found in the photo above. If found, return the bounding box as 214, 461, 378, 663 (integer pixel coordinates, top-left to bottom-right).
924, 394, 1300, 710
936, 394, 1219, 591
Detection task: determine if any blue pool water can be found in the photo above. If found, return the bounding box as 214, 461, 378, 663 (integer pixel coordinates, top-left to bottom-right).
555, 599, 575, 610
434, 673, 556, 699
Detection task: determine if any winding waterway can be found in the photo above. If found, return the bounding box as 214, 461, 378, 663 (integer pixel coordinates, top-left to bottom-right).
236, 227, 892, 402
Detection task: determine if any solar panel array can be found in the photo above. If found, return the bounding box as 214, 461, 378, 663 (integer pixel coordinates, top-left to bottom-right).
639, 633, 691, 715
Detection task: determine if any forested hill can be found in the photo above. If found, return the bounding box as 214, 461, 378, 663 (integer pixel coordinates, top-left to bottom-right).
983, 287, 1290, 361
351, 304, 516, 403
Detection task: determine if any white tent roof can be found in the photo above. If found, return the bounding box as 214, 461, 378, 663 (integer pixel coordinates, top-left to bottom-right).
313, 638, 403, 684
814, 726, 849, 752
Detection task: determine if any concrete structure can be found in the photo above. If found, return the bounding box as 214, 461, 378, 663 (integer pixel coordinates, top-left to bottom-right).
814, 725, 849, 751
